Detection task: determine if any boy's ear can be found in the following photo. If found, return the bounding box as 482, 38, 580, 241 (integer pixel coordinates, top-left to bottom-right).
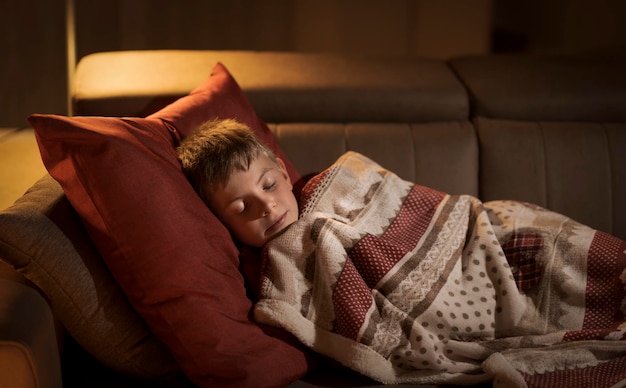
276, 157, 291, 183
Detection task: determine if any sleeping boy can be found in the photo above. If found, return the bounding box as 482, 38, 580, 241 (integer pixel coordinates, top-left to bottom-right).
176, 118, 299, 248
177, 118, 626, 387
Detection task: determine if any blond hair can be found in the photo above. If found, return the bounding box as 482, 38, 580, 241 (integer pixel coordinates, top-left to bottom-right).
176, 118, 276, 201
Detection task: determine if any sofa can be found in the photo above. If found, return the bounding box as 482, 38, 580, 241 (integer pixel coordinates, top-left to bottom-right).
0, 50, 625, 388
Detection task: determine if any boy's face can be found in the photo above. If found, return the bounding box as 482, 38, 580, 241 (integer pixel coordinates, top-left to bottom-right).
208, 153, 299, 247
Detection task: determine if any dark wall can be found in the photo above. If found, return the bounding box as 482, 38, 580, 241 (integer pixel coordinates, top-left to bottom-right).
492, 0, 626, 54
2, 0, 67, 128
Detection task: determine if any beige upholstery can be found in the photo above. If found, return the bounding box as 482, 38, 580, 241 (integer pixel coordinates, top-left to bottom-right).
74, 50, 469, 122
0, 278, 62, 388
271, 122, 479, 196
448, 55, 626, 121
449, 55, 626, 238
476, 119, 625, 235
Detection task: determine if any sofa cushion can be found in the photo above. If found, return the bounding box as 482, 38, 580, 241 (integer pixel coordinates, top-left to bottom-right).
28, 62, 309, 387
475, 118, 626, 240
0, 175, 181, 380
73, 50, 469, 122
269, 122, 479, 196
449, 55, 626, 121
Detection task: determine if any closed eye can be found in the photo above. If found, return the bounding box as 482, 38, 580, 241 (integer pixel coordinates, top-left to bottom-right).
231, 200, 247, 215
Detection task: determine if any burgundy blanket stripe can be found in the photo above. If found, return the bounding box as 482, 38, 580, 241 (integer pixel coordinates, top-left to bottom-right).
336, 185, 445, 339
502, 232, 544, 291
348, 184, 445, 289
572, 231, 626, 337
332, 258, 373, 340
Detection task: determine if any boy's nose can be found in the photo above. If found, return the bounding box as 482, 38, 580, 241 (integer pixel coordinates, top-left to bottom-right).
259, 197, 275, 217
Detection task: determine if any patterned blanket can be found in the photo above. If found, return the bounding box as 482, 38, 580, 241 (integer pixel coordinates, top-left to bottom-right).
254, 151, 626, 387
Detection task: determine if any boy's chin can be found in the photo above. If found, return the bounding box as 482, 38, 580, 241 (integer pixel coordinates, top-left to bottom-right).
264, 225, 294, 246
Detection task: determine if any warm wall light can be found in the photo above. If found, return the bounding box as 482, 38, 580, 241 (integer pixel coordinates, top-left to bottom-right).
65, 0, 76, 116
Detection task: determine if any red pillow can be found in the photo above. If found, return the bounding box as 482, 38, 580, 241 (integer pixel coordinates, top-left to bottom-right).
29, 63, 310, 387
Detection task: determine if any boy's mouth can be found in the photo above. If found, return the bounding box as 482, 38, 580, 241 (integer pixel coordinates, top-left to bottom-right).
266, 211, 288, 236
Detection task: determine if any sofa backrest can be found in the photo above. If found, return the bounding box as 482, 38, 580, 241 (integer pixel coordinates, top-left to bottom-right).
72, 50, 626, 238
73, 50, 478, 197
450, 55, 626, 239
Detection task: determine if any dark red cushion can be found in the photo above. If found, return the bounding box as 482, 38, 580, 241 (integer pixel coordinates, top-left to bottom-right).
29, 62, 309, 387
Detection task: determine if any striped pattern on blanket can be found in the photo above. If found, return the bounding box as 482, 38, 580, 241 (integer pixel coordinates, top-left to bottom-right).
254, 151, 626, 387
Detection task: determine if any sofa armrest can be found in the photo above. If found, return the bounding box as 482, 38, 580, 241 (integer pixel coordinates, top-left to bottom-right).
0, 279, 62, 388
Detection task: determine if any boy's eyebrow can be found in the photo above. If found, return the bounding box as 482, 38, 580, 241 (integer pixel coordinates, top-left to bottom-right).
256, 167, 273, 184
